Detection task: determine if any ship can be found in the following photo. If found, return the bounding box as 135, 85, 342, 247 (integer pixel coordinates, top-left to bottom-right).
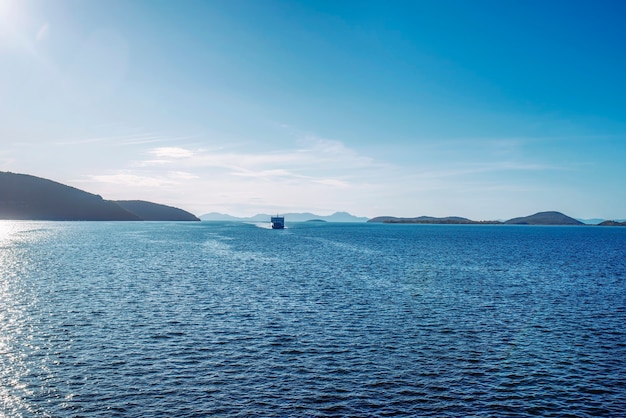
270, 215, 285, 229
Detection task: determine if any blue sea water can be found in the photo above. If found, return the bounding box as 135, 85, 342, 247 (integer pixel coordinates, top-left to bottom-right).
1, 220, 625, 417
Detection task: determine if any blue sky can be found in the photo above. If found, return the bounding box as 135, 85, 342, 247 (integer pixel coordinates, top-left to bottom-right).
1, 0, 625, 219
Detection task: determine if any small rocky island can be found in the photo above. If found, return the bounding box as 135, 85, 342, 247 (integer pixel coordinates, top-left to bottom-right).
598, 220, 626, 226
0, 171, 199, 221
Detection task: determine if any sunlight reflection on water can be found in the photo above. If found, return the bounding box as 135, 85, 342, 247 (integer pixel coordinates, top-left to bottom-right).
0, 222, 32, 415
0, 222, 68, 416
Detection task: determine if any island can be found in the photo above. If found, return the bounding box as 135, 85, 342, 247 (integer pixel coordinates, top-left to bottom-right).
368, 216, 501, 224
0, 171, 200, 221
598, 220, 626, 227
504, 211, 582, 225
368, 211, 620, 226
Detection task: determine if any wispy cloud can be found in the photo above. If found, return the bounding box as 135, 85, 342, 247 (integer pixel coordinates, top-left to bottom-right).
124, 134, 384, 186
81, 133, 383, 212
88, 173, 179, 188
79, 127, 582, 218
169, 171, 198, 180
149, 147, 194, 158
410, 161, 566, 180
231, 168, 304, 178
134, 159, 171, 167
314, 178, 350, 188
55, 133, 169, 146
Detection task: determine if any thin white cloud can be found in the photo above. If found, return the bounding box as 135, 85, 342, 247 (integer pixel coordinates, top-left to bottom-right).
298, 136, 379, 167
231, 168, 303, 178
80, 134, 380, 212
55, 133, 167, 146
149, 147, 194, 158
314, 179, 350, 188
171, 136, 383, 175
123, 134, 199, 145
170, 141, 382, 187
134, 159, 171, 167
121, 137, 170, 145
88, 173, 178, 188
410, 161, 565, 180
169, 171, 198, 180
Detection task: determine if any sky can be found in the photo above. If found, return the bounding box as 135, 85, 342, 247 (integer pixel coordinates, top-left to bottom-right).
1, 0, 625, 219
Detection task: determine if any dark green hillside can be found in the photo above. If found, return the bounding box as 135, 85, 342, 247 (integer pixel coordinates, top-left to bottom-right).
504, 211, 583, 225
116, 200, 200, 221
0, 171, 199, 221
0, 172, 139, 220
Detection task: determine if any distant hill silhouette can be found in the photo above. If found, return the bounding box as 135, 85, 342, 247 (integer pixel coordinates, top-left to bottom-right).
199, 212, 245, 221
577, 218, 606, 225
0, 171, 199, 221
200, 211, 368, 222
504, 211, 583, 225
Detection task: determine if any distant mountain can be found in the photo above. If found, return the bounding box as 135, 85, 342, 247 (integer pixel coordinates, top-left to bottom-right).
504, 211, 583, 225
200, 211, 368, 222
368, 215, 500, 224
577, 218, 606, 225
0, 171, 199, 221
199, 212, 248, 221
116, 200, 200, 221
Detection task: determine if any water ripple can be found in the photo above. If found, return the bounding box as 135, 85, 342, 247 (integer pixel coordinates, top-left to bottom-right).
0, 221, 625, 416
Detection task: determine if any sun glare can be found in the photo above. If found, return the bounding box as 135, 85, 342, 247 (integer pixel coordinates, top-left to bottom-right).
0, 0, 30, 34
0, 221, 19, 244
0, 0, 13, 21
0, 0, 20, 39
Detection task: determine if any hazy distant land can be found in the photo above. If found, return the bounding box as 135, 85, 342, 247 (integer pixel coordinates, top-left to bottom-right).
0, 171, 199, 221
204, 211, 625, 226
200, 211, 369, 223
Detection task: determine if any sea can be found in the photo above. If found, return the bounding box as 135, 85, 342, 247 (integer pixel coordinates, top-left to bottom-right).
1, 220, 625, 417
